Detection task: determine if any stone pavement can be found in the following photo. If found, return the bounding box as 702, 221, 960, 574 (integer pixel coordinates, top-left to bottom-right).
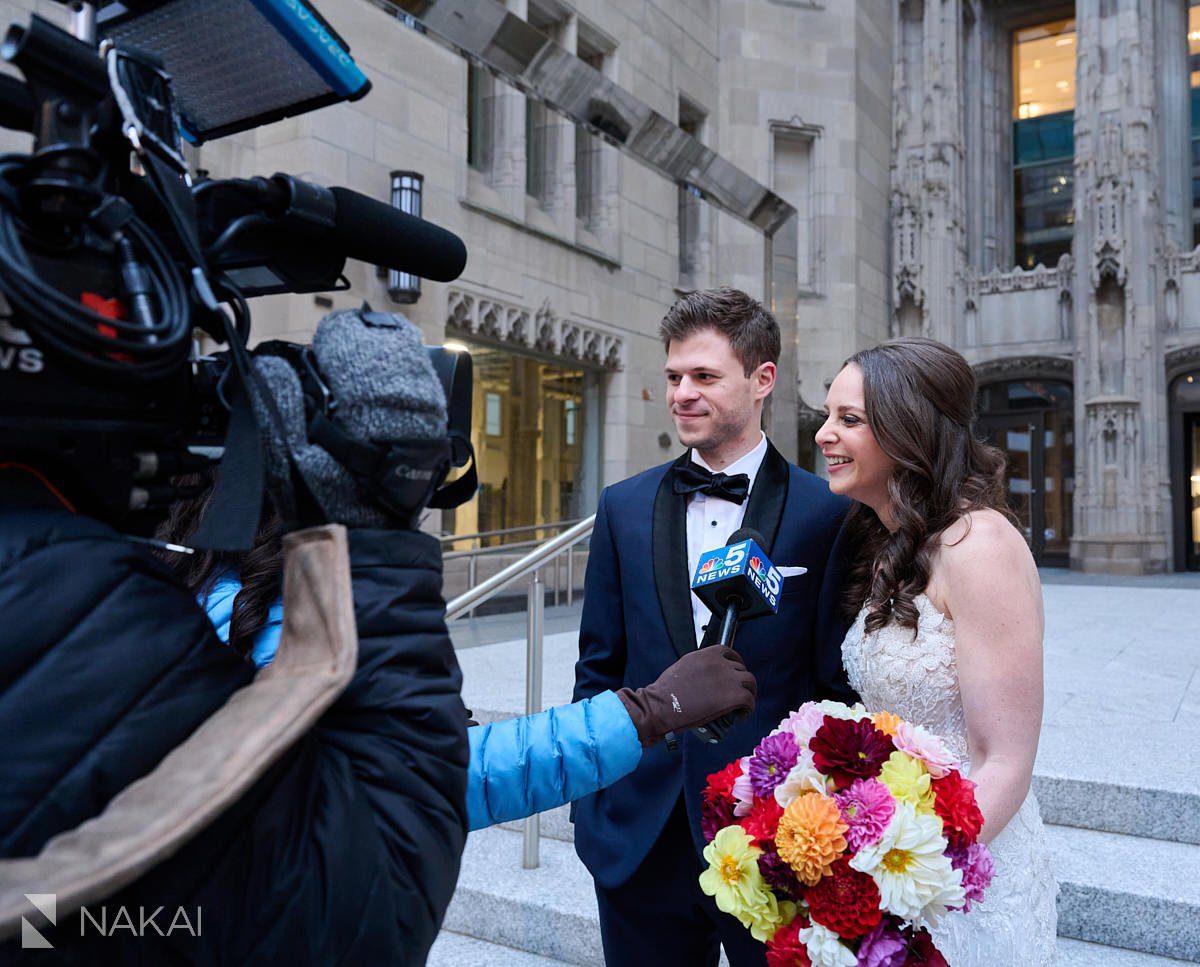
437, 574, 1200, 965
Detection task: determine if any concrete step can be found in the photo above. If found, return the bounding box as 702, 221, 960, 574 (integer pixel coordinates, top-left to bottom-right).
428, 929, 576, 966
1033, 721, 1200, 846
442, 825, 602, 966
1057, 939, 1199, 966
1048, 823, 1200, 962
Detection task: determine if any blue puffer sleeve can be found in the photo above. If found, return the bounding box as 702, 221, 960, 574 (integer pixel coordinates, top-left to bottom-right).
202, 576, 284, 669
467, 689, 642, 830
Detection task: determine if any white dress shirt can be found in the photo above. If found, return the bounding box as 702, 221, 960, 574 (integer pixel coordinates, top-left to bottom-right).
685, 431, 769, 646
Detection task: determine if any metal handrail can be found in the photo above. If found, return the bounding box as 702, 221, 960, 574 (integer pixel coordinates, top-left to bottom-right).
444, 514, 595, 869
439, 518, 583, 548
442, 537, 545, 561
445, 515, 594, 621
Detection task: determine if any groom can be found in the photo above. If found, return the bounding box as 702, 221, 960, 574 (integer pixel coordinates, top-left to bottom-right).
572, 288, 855, 966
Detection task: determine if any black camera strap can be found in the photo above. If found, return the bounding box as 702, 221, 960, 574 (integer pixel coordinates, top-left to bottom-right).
186, 274, 264, 551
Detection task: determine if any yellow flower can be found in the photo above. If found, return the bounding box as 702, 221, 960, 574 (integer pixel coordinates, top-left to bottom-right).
699, 826, 784, 940
879, 751, 937, 816
774, 792, 848, 886
871, 710, 903, 737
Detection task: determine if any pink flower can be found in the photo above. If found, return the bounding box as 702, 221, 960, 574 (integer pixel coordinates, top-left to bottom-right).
774, 704, 828, 747
892, 722, 960, 779
855, 918, 907, 967
947, 842, 994, 912
731, 756, 755, 817
834, 778, 896, 850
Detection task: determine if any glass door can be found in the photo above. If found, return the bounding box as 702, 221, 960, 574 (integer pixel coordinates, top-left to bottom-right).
980, 413, 1045, 560
1187, 413, 1200, 570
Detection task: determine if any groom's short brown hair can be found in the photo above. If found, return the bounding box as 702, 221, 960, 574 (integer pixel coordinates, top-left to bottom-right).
658, 287, 780, 376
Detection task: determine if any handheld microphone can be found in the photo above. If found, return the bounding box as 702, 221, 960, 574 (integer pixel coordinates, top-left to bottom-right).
689, 526, 782, 743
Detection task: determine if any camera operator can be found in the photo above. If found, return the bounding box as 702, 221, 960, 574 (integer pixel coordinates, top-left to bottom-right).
162, 310, 759, 834
0, 311, 470, 963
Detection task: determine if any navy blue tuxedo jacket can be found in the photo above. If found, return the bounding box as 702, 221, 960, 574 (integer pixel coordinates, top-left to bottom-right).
572, 443, 855, 888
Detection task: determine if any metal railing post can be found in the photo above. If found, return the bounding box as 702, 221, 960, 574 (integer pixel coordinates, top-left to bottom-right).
566, 544, 574, 607
523, 568, 544, 869
467, 556, 478, 618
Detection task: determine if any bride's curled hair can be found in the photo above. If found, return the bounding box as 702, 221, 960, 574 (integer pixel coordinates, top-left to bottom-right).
842, 337, 1012, 633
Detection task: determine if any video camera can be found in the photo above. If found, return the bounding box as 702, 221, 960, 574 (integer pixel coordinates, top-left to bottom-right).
0, 1, 472, 543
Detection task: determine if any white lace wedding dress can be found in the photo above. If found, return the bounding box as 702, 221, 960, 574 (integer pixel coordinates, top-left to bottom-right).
841, 593, 1058, 966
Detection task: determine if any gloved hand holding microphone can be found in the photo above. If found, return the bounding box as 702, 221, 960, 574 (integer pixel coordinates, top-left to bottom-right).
615, 645, 757, 748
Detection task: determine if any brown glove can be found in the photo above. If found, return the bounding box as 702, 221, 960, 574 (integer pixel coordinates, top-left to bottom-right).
615, 646, 757, 748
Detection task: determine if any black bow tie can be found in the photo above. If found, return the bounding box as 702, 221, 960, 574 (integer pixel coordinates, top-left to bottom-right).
671, 462, 750, 505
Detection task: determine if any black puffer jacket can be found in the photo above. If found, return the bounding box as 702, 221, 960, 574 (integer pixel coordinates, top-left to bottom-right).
0, 476, 468, 964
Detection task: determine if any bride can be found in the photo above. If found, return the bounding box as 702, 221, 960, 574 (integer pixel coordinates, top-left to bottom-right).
815, 337, 1057, 964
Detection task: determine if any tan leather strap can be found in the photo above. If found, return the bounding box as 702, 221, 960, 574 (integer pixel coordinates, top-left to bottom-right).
0, 524, 358, 939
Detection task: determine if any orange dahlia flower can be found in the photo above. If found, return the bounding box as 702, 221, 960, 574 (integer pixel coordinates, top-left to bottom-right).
871, 710, 902, 737
774, 792, 848, 886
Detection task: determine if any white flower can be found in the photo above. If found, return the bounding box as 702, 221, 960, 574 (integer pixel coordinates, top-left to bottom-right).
772, 749, 827, 808
849, 801, 966, 922
813, 699, 870, 722
798, 921, 857, 967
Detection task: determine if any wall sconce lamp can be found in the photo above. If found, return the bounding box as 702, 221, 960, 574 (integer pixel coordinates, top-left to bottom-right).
387, 170, 423, 304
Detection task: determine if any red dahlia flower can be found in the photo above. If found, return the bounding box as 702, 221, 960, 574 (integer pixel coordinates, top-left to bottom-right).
740, 795, 785, 848
805, 856, 883, 938
765, 915, 813, 967
931, 771, 984, 847
706, 760, 745, 800
810, 716, 895, 791
903, 926, 949, 966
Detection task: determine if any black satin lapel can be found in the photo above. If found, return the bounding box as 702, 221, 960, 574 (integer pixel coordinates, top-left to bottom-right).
653, 453, 697, 661
742, 441, 790, 556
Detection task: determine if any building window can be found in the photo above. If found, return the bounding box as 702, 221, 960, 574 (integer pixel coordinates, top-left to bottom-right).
467, 63, 491, 173
678, 98, 709, 288
1190, 4, 1200, 246
1012, 18, 1076, 270
444, 341, 592, 542
772, 125, 818, 293
524, 3, 564, 210
575, 42, 607, 227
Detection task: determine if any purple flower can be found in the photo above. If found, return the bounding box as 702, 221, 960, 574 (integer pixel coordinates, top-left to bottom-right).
748, 731, 799, 798
835, 778, 896, 850
701, 792, 736, 842
948, 842, 995, 912
856, 918, 907, 967
757, 846, 804, 901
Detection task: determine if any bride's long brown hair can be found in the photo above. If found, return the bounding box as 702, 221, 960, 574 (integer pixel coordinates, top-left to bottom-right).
840, 338, 1012, 633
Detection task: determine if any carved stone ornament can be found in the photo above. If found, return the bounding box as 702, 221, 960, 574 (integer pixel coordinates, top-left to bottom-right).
446, 287, 623, 370
973, 356, 1074, 383
975, 261, 1066, 296
1165, 343, 1200, 380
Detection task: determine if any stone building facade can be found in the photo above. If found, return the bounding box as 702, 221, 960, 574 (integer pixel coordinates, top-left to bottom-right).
892, 0, 1200, 573
0, 0, 1197, 571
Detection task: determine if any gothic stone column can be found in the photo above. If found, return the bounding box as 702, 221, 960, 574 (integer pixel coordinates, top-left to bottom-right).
1069, 0, 1170, 573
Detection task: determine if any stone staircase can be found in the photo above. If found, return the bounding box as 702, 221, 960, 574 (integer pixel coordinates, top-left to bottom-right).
437, 582, 1200, 965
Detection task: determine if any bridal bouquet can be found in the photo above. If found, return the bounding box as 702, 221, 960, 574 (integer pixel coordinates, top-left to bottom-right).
698, 701, 993, 967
